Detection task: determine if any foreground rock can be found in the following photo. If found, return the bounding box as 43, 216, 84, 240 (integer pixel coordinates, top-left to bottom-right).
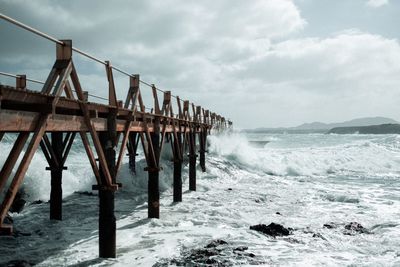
1, 260, 33, 267
250, 223, 291, 237
344, 222, 370, 235
154, 239, 263, 266
9, 191, 26, 213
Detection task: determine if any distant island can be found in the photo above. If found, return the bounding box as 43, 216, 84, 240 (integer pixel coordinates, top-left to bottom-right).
328, 124, 400, 134
245, 117, 400, 134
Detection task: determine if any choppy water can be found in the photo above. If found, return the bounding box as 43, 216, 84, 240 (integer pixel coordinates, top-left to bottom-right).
0, 132, 400, 266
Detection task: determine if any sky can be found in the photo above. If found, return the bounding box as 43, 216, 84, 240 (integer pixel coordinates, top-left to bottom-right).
0, 0, 399, 128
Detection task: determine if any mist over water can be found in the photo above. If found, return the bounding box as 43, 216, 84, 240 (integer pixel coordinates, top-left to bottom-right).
0, 132, 400, 266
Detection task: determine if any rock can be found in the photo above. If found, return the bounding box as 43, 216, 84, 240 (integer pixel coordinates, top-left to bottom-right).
227, 188, 232, 191
9, 191, 26, 213
323, 222, 338, 229
205, 239, 228, 248
344, 222, 370, 235
250, 223, 291, 237
4, 214, 13, 224
74, 191, 96, 196
276, 212, 282, 215
233, 246, 248, 252
4, 260, 32, 267
31, 200, 44, 205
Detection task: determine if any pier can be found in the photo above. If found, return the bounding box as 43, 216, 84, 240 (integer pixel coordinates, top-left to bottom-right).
0, 13, 231, 258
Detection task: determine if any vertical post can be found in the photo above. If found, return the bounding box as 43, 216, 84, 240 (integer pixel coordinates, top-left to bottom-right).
16, 75, 26, 90
50, 132, 63, 220
199, 129, 206, 172
98, 109, 117, 258
127, 132, 138, 173
173, 133, 182, 202
148, 123, 160, 218
189, 131, 197, 191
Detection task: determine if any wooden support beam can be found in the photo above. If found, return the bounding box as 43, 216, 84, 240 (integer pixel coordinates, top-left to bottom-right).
50, 132, 63, 220
173, 132, 183, 202
199, 128, 207, 172
16, 75, 26, 90
105, 61, 118, 107
0, 133, 29, 193
0, 115, 48, 228
98, 110, 117, 258
127, 132, 139, 174
188, 130, 197, 191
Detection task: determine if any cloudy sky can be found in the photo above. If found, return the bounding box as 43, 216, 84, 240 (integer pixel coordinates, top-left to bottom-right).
1, 0, 399, 128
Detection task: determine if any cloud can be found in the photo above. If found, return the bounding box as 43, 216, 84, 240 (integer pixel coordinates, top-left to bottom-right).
230, 30, 400, 127
0, 0, 399, 128
366, 0, 389, 8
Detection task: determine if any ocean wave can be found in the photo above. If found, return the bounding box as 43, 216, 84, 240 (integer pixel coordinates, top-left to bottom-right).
208, 133, 400, 178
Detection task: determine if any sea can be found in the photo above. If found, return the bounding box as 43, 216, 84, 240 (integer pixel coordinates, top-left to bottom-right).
0, 132, 400, 266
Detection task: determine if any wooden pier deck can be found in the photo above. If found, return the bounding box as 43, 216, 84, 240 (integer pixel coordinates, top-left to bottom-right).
0, 13, 231, 258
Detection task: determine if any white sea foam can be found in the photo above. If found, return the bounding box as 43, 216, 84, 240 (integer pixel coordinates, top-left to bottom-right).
0, 133, 399, 266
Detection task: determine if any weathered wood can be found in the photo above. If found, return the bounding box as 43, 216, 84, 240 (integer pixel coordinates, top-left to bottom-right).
50, 132, 63, 220
0, 115, 48, 225
0, 133, 29, 193
189, 131, 197, 191
199, 129, 207, 172
173, 133, 183, 202
16, 75, 26, 90
98, 131, 116, 258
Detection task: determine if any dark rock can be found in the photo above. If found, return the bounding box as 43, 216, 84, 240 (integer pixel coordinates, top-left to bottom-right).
276, 212, 281, 215
9, 191, 26, 213
205, 239, 228, 248
233, 246, 248, 252
323, 222, 338, 229
227, 188, 232, 191
250, 223, 291, 237
13, 230, 32, 237
312, 233, 327, 240
31, 200, 44, 205
4, 214, 13, 224
344, 222, 370, 235
4, 260, 32, 267
74, 191, 96, 196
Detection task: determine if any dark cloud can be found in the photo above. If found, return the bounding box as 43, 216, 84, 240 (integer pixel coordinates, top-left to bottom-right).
0, 0, 398, 128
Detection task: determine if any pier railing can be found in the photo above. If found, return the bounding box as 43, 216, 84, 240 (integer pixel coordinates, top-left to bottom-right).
0, 13, 232, 258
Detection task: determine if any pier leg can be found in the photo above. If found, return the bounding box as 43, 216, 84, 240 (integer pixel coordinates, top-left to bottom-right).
189, 131, 197, 191
50, 132, 63, 220
173, 133, 182, 202
127, 132, 138, 173
199, 130, 206, 172
148, 130, 160, 218
98, 132, 116, 258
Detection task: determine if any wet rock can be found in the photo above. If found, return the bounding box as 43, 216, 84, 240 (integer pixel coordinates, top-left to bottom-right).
3, 260, 32, 267
31, 200, 44, 205
74, 191, 96, 196
205, 239, 228, 248
156, 239, 263, 266
323, 222, 339, 229
13, 230, 32, 237
250, 223, 291, 237
312, 233, 327, 240
344, 222, 370, 235
233, 246, 248, 252
9, 191, 26, 213
4, 214, 13, 224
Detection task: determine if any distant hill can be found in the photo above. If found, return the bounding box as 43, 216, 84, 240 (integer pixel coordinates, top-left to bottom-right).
294, 117, 399, 130
328, 124, 400, 134
245, 117, 399, 133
